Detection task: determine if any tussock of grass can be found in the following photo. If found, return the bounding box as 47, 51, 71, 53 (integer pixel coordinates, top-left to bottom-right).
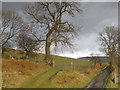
51, 68, 99, 88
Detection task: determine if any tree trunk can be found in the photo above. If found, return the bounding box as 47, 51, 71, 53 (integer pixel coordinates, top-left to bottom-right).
109, 53, 112, 71
2, 48, 6, 54
100, 60, 102, 66
44, 25, 56, 67
114, 69, 117, 83
44, 35, 54, 67
25, 51, 29, 59
44, 41, 51, 63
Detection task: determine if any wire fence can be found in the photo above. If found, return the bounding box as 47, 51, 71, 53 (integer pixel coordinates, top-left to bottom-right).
54, 61, 93, 72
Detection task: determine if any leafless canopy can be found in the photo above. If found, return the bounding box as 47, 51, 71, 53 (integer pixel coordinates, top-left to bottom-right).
25, 2, 82, 51
1, 11, 23, 47
17, 32, 39, 58
98, 26, 118, 55
24, 2, 82, 65
98, 26, 118, 68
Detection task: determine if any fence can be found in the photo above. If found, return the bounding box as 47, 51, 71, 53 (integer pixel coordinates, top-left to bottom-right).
54, 61, 93, 72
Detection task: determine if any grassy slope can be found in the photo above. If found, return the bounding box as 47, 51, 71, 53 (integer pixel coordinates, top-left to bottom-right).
105, 66, 120, 88
2, 48, 106, 88
3, 48, 92, 72
105, 73, 119, 88
3, 58, 100, 88
20, 68, 99, 88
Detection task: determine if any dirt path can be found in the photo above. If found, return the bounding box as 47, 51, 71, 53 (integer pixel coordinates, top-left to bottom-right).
85, 66, 110, 89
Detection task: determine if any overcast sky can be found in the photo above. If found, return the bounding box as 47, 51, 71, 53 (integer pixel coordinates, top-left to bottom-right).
2, 2, 118, 58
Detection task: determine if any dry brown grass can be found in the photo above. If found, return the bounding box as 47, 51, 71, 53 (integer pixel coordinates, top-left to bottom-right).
101, 63, 109, 67
2, 58, 48, 88
57, 74, 77, 84
0, 63, 1, 71
54, 70, 90, 88
83, 63, 109, 74
2, 58, 46, 75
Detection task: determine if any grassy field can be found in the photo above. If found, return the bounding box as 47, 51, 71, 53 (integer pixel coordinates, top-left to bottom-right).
3, 48, 93, 72
2, 58, 104, 88
2, 48, 108, 88
20, 68, 98, 88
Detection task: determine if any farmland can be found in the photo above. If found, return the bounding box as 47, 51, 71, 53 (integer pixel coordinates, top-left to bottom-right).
2, 48, 108, 88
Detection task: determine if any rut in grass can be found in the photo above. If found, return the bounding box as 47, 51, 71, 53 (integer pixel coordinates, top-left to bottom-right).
48, 69, 62, 80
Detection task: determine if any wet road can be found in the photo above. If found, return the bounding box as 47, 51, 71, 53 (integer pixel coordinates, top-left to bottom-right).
85, 66, 110, 89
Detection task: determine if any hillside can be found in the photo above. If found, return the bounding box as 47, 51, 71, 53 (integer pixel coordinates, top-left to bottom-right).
2, 48, 109, 88
3, 48, 93, 71
3, 58, 106, 88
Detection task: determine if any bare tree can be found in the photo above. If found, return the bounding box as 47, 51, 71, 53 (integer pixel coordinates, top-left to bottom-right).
96, 54, 102, 66
90, 53, 97, 68
98, 26, 118, 83
16, 32, 39, 59
16, 24, 40, 59
98, 26, 118, 68
25, 2, 82, 66
1, 11, 23, 48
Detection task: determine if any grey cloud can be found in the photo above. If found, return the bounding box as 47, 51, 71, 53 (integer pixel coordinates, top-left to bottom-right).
2, 2, 118, 58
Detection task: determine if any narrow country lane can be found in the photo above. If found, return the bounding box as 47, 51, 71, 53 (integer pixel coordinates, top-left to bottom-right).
85, 66, 110, 89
